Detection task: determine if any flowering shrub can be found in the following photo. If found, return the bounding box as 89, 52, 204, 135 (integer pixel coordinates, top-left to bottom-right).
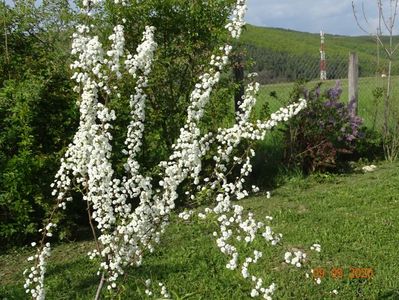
23, 1, 307, 299
283, 80, 363, 173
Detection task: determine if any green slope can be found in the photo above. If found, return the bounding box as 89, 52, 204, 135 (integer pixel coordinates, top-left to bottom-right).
241, 25, 379, 57
240, 25, 399, 83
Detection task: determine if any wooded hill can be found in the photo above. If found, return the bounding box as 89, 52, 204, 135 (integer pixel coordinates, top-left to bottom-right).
240, 25, 399, 84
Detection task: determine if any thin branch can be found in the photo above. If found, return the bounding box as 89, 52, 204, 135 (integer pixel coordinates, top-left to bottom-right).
87, 194, 101, 253
391, 41, 399, 55
352, 1, 370, 34
376, 34, 392, 57
391, 0, 399, 29
378, 0, 382, 35
362, 2, 371, 27
379, 0, 392, 33
94, 273, 105, 300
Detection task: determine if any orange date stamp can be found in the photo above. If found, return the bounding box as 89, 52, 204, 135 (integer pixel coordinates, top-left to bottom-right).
312, 267, 373, 280
349, 267, 374, 279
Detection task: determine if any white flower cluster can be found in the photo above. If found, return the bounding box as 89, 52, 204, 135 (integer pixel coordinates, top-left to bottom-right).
178, 210, 193, 221
159, 282, 170, 299
92, 0, 256, 292
362, 164, 377, 172
143, 280, 170, 299
23, 243, 51, 300
25, 22, 110, 295
124, 26, 157, 175
241, 250, 262, 277
86, 26, 158, 288
125, 26, 157, 77
310, 243, 321, 252
284, 250, 307, 268
24, 15, 158, 297
71, 25, 104, 86
181, 77, 305, 298
107, 25, 126, 79
250, 281, 276, 300
198, 207, 213, 220
225, 0, 247, 38
25, 0, 309, 298
144, 278, 153, 296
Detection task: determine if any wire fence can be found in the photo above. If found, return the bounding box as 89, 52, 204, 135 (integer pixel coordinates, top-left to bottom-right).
252, 52, 399, 129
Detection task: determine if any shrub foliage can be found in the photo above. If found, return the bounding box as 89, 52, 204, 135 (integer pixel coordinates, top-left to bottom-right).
282, 81, 363, 173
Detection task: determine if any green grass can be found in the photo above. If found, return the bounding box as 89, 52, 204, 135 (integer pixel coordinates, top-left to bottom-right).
1, 161, 399, 299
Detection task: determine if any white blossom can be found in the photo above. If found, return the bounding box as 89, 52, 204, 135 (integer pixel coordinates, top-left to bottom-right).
310, 243, 321, 252
24, 0, 308, 299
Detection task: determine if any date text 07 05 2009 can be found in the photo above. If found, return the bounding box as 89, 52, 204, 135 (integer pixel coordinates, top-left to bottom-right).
312, 267, 374, 280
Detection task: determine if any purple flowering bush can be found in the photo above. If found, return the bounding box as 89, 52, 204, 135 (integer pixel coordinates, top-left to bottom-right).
283, 80, 363, 173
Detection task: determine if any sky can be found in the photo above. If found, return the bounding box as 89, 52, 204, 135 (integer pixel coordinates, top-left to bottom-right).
5, 0, 389, 36
246, 0, 386, 36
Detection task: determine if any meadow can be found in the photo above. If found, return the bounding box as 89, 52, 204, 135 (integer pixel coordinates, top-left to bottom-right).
1, 161, 398, 299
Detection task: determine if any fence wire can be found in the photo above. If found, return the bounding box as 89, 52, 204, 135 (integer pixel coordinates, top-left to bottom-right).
252, 52, 399, 130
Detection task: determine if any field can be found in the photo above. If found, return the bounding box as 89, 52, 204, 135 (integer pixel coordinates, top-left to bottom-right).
1, 161, 398, 299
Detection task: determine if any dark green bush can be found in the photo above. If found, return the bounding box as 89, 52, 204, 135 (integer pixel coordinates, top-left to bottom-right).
0, 76, 78, 249
352, 126, 384, 162
0, 0, 239, 249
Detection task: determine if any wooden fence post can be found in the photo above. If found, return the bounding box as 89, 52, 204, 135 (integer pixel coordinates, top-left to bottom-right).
348, 52, 359, 115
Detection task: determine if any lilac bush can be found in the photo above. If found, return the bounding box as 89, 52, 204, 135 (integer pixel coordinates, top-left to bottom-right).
283, 80, 363, 173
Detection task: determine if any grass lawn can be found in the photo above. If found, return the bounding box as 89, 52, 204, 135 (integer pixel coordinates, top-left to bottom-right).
1, 161, 398, 299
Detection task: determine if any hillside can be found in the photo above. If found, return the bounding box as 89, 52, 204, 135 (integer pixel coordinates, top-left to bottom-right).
240, 25, 399, 83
